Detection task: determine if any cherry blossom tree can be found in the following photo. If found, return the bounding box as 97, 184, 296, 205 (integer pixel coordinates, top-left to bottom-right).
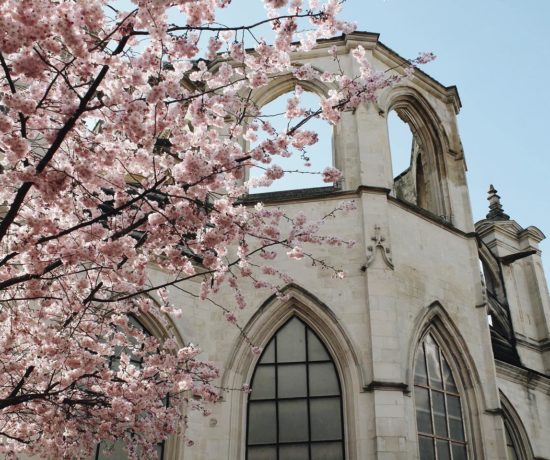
0, 0, 433, 458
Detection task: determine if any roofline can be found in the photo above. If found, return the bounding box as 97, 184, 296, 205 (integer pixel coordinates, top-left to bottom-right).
210, 31, 462, 113
319, 32, 462, 113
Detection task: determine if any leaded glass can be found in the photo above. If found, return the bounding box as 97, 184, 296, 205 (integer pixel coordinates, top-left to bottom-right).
246, 317, 345, 459
414, 334, 468, 460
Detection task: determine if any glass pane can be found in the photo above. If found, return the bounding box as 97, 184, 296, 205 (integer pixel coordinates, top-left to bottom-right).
418, 435, 435, 460
277, 318, 306, 363
248, 401, 277, 444
441, 357, 458, 393
432, 390, 448, 437
309, 363, 339, 396
425, 335, 443, 390
278, 364, 307, 398
248, 446, 277, 460
436, 440, 450, 460
260, 341, 275, 364
311, 442, 344, 460
415, 387, 433, 434
310, 398, 342, 441
308, 329, 329, 361
279, 444, 309, 460
155, 443, 163, 460
414, 345, 428, 385
110, 356, 121, 372
278, 399, 308, 442
250, 366, 276, 400
451, 443, 467, 460
447, 395, 465, 441
96, 440, 128, 460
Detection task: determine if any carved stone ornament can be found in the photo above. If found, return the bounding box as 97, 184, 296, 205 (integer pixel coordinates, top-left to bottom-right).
365, 225, 394, 270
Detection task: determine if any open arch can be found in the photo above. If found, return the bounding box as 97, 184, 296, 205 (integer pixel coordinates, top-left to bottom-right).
408, 302, 486, 459
382, 86, 451, 220
221, 284, 365, 460
499, 391, 535, 460
251, 70, 333, 108
246, 73, 338, 194
478, 244, 521, 365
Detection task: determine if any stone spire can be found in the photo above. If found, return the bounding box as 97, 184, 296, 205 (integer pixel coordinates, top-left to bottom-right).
486, 184, 510, 220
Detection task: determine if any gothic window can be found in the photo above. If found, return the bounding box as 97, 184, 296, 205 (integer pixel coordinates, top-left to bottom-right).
386, 96, 449, 220
414, 333, 467, 460
246, 317, 345, 460
95, 316, 164, 460
249, 90, 334, 193
388, 110, 414, 181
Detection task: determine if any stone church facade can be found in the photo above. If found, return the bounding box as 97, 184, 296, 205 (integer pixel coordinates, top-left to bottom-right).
94, 32, 550, 459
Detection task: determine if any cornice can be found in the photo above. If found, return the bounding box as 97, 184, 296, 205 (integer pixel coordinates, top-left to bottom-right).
318, 32, 461, 113
495, 360, 550, 394
476, 219, 525, 239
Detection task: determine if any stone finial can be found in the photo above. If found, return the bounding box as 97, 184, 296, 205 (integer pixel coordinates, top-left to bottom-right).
486, 184, 510, 220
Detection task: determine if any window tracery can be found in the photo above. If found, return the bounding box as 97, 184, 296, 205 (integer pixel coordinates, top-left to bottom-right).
414, 333, 467, 460
246, 316, 345, 460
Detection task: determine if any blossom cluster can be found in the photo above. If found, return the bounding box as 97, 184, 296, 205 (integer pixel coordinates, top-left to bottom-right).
0, 0, 427, 458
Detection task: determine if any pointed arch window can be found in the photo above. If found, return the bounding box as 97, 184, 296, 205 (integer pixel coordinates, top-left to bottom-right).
248, 90, 335, 193
95, 316, 164, 460
246, 317, 345, 460
414, 333, 467, 460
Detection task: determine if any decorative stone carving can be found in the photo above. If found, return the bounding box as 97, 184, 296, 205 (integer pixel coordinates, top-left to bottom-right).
365, 224, 394, 270
486, 184, 510, 220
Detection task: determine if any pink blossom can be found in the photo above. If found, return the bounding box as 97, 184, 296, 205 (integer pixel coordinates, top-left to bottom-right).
287, 246, 304, 259
224, 312, 237, 324
0, 0, 413, 457
251, 346, 263, 355
322, 166, 342, 183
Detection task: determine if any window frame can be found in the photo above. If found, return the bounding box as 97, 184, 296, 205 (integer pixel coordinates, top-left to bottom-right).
245, 316, 346, 460
413, 332, 469, 460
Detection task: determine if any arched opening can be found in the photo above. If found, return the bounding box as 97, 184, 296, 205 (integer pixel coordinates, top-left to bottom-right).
479, 250, 520, 365
221, 284, 363, 460
413, 333, 468, 459
388, 109, 414, 182
246, 316, 345, 460
385, 90, 450, 220
248, 90, 334, 193
95, 315, 165, 460
416, 153, 428, 210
